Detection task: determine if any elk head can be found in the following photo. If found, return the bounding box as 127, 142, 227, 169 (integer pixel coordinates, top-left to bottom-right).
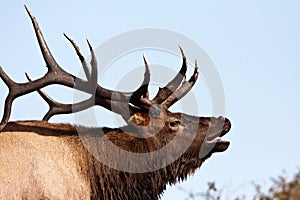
0, 5, 231, 175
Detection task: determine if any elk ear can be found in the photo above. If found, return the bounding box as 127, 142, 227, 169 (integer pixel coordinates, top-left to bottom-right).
128, 113, 150, 126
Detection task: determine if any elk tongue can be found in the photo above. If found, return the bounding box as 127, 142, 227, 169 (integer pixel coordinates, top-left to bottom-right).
206, 137, 230, 152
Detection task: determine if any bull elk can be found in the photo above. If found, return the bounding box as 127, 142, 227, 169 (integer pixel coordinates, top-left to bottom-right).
0, 5, 231, 200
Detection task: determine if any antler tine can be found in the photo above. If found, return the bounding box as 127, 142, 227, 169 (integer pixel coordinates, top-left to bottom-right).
162, 59, 199, 108
24, 5, 59, 71
84, 38, 148, 116
0, 68, 14, 130
86, 39, 98, 90
0, 67, 23, 130
152, 46, 188, 104
0, 67, 16, 88
0, 95, 13, 131
25, 73, 66, 121
25, 73, 99, 121
64, 33, 91, 80
130, 54, 151, 104
142, 54, 150, 99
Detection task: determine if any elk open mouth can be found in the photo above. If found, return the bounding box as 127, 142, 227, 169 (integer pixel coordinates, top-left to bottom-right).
206, 137, 230, 152
206, 118, 231, 153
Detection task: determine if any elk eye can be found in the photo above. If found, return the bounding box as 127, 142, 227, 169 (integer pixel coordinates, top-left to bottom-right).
170, 120, 181, 127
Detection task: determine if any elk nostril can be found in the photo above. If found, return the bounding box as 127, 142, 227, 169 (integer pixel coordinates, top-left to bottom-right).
223, 118, 231, 133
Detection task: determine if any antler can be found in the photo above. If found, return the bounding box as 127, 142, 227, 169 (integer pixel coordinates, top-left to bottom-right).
0, 5, 199, 130
161, 59, 199, 108
152, 46, 188, 104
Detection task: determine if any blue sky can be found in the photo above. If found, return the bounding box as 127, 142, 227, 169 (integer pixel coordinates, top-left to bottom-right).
1, 1, 300, 199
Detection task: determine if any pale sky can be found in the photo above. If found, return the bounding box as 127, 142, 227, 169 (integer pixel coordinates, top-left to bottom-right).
1, 1, 300, 199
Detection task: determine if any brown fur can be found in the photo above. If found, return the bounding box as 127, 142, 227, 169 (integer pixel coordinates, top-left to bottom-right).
0, 112, 230, 200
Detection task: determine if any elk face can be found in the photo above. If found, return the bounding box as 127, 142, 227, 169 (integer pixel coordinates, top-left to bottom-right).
128, 106, 231, 160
